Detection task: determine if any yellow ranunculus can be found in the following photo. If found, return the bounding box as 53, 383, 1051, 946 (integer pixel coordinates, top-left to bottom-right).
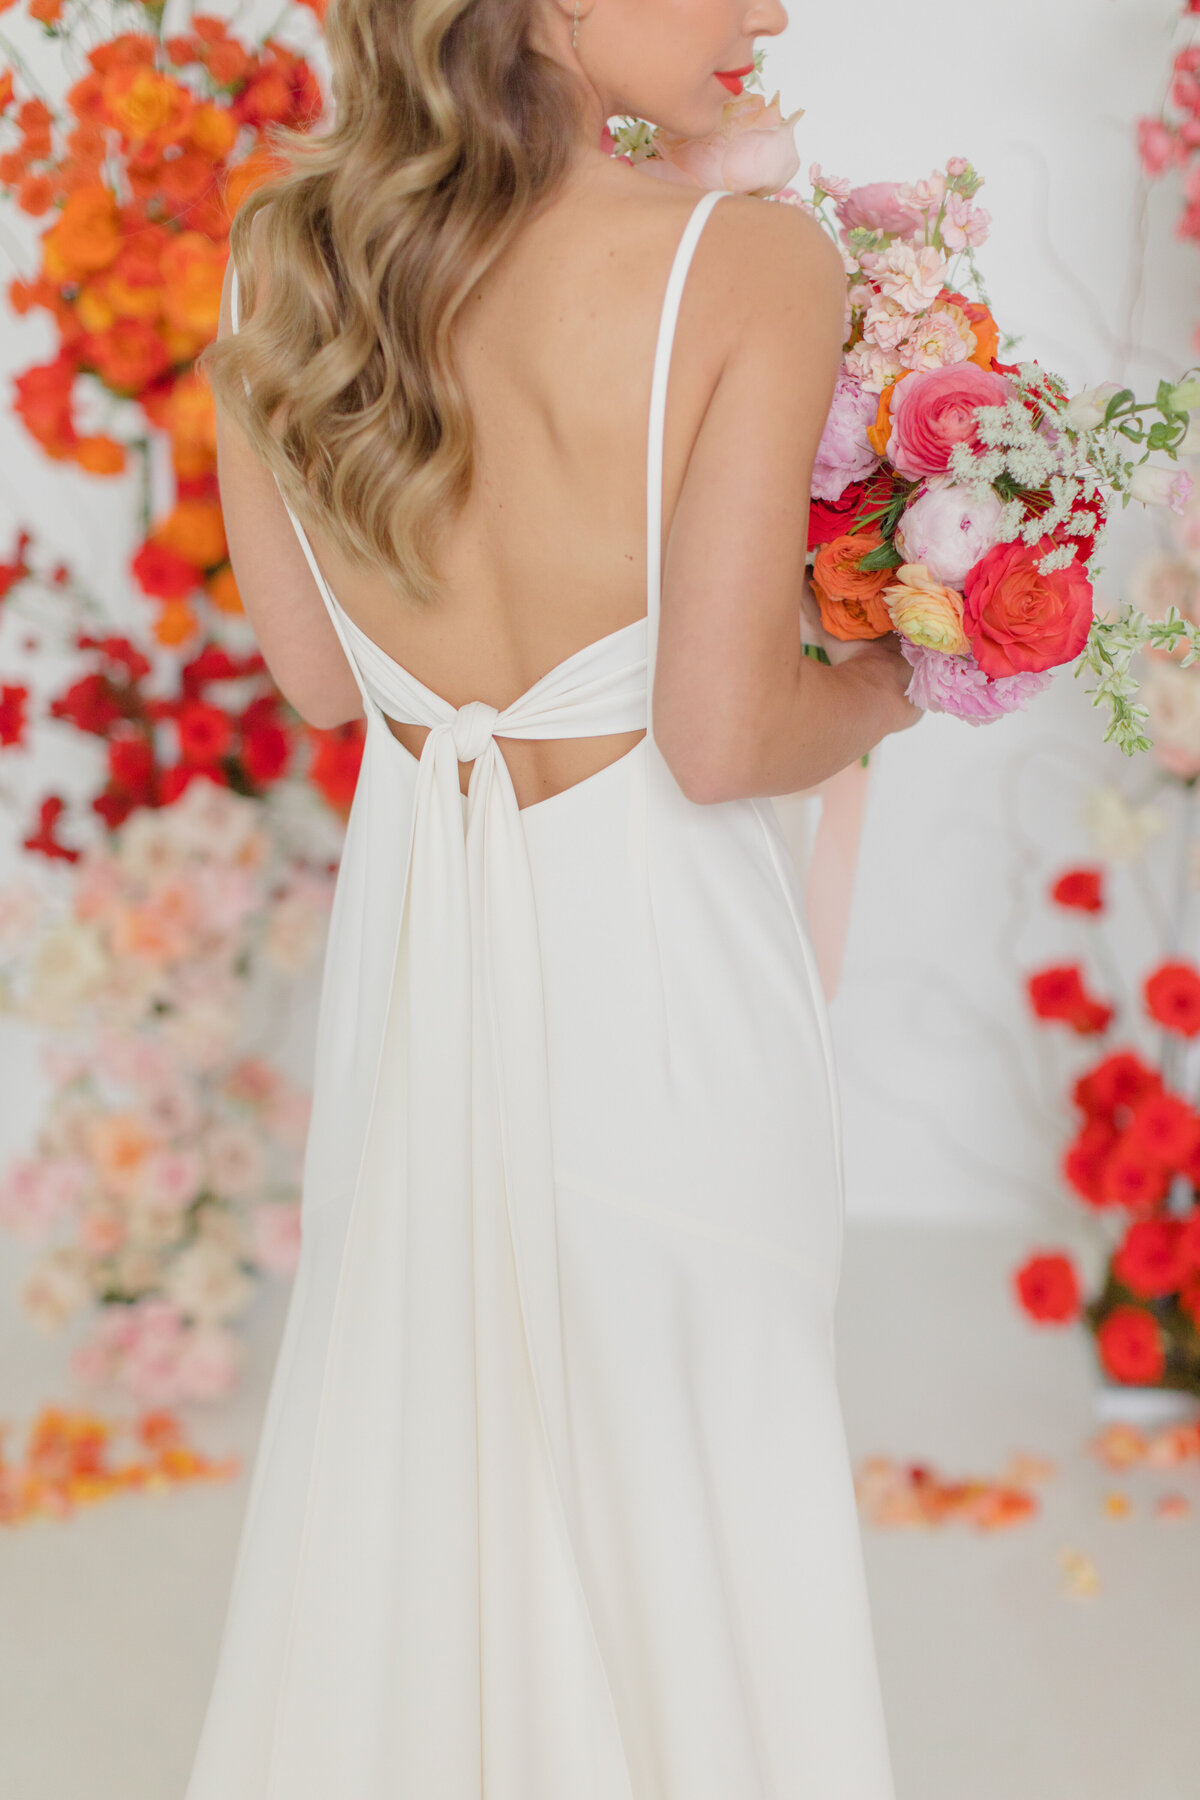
882, 563, 971, 655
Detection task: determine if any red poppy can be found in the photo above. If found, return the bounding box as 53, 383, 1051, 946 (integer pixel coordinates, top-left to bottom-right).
1177, 1212, 1200, 1276
176, 699, 234, 766
0, 683, 29, 747
1072, 1050, 1162, 1121
1014, 1251, 1081, 1323
1050, 867, 1104, 914
1096, 1306, 1165, 1385
1062, 1116, 1121, 1207
1098, 1142, 1173, 1213
1144, 960, 1200, 1038
1124, 1091, 1200, 1169
1113, 1219, 1185, 1299
1027, 964, 1113, 1035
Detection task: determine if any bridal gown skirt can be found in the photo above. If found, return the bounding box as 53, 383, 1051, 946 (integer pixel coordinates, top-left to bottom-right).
185, 725, 896, 1800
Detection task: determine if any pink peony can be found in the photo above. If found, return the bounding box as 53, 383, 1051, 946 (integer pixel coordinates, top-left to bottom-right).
812, 375, 883, 501
886, 362, 1015, 481
836, 181, 925, 237
895, 477, 1005, 587
899, 638, 1055, 722
1138, 119, 1180, 178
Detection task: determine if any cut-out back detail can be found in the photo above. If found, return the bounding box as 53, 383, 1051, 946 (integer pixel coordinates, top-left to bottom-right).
229, 186, 729, 815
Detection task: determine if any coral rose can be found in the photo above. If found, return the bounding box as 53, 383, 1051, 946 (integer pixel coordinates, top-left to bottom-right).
881, 563, 970, 655
886, 361, 1014, 481
810, 531, 894, 640
961, 536, 1093, 677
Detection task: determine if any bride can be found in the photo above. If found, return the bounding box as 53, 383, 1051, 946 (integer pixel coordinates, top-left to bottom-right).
190, 0, 923, 1795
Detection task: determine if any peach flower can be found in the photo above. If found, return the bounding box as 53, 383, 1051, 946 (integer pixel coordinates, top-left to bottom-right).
882, 564, 971, 655
642, 91, 803, 196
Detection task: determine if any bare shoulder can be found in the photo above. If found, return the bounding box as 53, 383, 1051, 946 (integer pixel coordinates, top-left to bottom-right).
693, 191, 847, 336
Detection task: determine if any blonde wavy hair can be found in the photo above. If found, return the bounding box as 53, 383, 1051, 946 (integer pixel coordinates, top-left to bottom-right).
200, 0, 587, 609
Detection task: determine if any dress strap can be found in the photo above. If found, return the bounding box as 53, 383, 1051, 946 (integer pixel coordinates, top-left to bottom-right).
644, 187, 730, 743
227, 261, 376, 719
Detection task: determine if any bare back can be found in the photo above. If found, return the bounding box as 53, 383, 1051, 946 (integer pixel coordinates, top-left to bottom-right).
299, 162, 739, 810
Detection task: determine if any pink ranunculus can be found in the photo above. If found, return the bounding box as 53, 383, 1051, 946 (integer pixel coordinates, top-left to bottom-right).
899, 639, 1055, 722
251, 1200, 303, 1275
836, 181, 925, 237
811, 375, 882, 502
0, 1157, 87, 1245
643, 92, 803, 196
1138, 118, 1180, 178
886, 362, 1015, 481
175, 1324, 243, 1401
895, 477, 1005, 588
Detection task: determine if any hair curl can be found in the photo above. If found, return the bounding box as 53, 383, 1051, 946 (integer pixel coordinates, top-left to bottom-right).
200, 0, 587, 609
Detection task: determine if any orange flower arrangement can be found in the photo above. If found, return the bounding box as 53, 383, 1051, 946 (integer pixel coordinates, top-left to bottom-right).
0, 10, 321, 646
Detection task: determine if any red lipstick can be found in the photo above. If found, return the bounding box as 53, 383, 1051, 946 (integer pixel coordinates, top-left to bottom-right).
714, 63, 754, 96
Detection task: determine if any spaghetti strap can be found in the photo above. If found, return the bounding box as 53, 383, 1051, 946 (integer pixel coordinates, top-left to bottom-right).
227, 261, 376, 718
644, 187, 730, 744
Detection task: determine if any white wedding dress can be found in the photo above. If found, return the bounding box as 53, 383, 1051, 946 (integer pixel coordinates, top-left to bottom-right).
187, 186, 895, 1800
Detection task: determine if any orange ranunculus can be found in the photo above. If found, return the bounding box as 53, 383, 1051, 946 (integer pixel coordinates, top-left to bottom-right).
221, 143, 288, 219
207, 40, 253, 88
74, 434, 126, 475
88, 33, 156, 74
160, 231, 225, 340
941, 288, 1000, 370
186, 101, 238, 163
882, 562, 971, 656
85, 317, 173, 395
159, 148, 219, 209
101, 66, 194, 146
207, 565, 244, 615
165, 375, 217, 476
41, 183, 121, 281
811, 531, 895, 641
866, 376, 907, 458
17, 171, 55, 217
154, 599, 199, 647
155, 496, 227, 569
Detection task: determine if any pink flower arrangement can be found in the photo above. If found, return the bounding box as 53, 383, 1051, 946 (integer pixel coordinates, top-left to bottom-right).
612, 79, 1200, 750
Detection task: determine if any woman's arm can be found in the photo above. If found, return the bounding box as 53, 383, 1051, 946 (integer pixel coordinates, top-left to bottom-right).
652, 197, 923, 804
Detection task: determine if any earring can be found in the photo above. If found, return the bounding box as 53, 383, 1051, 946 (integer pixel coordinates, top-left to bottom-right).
572, 0, 579, 49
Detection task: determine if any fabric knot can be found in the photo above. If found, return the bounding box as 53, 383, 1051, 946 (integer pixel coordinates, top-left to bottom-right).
451, 699, 500, 763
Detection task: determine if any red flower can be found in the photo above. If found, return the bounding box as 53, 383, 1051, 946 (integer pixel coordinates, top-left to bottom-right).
1144, 960, 1200, 1037
49, 672, 123, 736
1050, 867, 1104, 914
1072, 1050, 1162, 1121
1026, 964, 1113, 1035
1180, 1275, 1200, 1330
0, 683, 29, 747
1063, 1116, 1121, 1207
131, 539, 199, 603
1113, 1219, 1185, 1299
1099, 1142, 1173, 1213
962, 535, 1094, 677
107, 733, 156, 798
1096, 1306, 1165, 1385
176, 700, 234, 766
1124, 1091, 1200, 1169
22, 793, 79, 863
806, 471, 900, 550
307, 724, 365, 814
1177, 1212, 1200, 1276
1014, 1251, 1081, 1323
240, 717, 290, 785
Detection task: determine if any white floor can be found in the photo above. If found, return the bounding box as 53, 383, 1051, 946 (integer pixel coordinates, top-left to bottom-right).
1, 1223, 1197, 1800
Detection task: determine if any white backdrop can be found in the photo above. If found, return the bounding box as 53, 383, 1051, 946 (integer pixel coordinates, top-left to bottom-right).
0, 0, 1194, 1236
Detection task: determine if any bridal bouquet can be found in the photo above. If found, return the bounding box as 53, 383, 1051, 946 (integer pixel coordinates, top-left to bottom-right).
609, 72, 1200, 756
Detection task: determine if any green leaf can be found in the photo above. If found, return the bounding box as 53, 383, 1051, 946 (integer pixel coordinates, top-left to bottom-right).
856, 542, 905, 573
1103, 388, 1136, 423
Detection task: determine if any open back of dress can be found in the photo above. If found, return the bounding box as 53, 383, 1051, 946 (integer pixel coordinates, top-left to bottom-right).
186, 187, 895, 1800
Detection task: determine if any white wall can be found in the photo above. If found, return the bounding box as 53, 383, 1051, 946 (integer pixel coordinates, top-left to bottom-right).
0, 0, 1194, 1236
